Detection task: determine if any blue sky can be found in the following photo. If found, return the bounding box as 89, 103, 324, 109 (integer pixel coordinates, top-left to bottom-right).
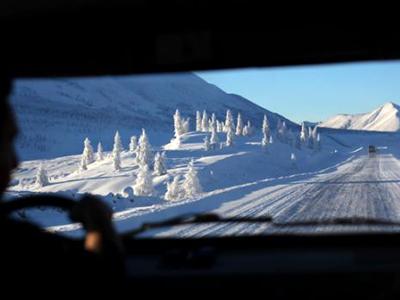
196, 61, 400, 123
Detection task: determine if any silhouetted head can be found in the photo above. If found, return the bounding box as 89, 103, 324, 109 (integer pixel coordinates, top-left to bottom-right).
0, 77, 18, 197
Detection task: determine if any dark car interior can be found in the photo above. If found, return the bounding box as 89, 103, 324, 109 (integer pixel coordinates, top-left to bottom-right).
2, 1, 400, 298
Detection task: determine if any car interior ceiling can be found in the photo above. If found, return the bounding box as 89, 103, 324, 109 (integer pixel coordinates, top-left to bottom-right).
3, 1, 400, 297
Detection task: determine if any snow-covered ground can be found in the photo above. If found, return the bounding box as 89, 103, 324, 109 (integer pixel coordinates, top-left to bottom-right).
7, 127, 400, 237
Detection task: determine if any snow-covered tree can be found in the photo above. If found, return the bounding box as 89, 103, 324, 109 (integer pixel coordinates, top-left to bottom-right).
217, 120, 224, 132
112, 147, 121, 171
97, 142, 104, 161
307, 127, 314, 148
278, 121, 288, 141
182, 117, 190, 134
129, 136, 138, 153
210, 113, 217, 131
300, 122, 309, 144
196, 111, 202, 131
262, 114, 270, 141
236, 113, 244, 136
35, 164, 49, 187
246, 120, 254, 136
201, 110, 209, 132
182, 160, 202, 198
314, 133, 321, 151
154, 152, 167, 176
174, 109, 184, 139
210, 125, 219, 149
290, 153, 297, 169
79, 154, 88, 171
165, 175, 182, 201
225, 126, 234, 147
133, 164, 154, 196
242, 125, 249, 136
203, 135, 211, 151
261, 132, 269, 150
208, 118, 212, 132
112, 131, 123, 171
113, 131, 123, 152
311, 126, 318, 141
82, 137, 95, 165
224, 109, 235, 133
269, 135, 274, 144
136, 128, 153, 167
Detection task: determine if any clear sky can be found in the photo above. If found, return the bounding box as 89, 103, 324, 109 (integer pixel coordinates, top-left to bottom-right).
196, 61, 400, 123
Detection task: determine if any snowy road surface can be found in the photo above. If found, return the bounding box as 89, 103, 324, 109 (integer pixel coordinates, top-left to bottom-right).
158, 152, 400, 237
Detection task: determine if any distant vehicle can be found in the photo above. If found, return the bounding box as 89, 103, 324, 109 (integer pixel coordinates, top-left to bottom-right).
368, 145, 377, 155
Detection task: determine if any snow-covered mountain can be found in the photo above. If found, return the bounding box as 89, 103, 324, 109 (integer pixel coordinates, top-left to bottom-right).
10, 73, 297, 160
320, 102, 400, 132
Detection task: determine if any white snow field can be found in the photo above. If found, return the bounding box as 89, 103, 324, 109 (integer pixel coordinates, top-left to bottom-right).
7, 127, 400, 237
320, 102, 400, 132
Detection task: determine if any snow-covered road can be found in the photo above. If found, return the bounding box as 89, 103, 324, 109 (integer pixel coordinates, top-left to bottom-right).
159, 152, 400, 237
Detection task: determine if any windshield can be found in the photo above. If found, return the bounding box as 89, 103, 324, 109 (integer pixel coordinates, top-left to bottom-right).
6, 61, 400, 237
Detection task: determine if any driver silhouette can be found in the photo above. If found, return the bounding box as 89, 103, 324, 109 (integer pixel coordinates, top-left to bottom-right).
0, 76, 125, 292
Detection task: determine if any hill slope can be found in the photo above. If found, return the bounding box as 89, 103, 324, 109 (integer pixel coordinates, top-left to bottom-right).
10, 73, 297, 160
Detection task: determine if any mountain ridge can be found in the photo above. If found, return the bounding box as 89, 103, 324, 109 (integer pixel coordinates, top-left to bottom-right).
319, 102, 400, 132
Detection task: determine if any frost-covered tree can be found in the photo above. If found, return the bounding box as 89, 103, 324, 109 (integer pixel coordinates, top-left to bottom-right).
113, 131, 123, 152
182, 117, 190, 134
129, 136, 138, 153
217, 120, 223, 132
112, 147, 121, 171
208, 118, 212, 132
277, 120, 288, 142
307, 127, 314, 148
242, 125, 249, 136
97, 142, 104, 161
236, 113, 244, 136
136, 128, 153, 167
79, 154, 88, 171
112, 131, 123, 171
224, 109, 235, 133
196, 111, 202, 132
35, 164, 49, 187
165, 175, 182, 201
133, 164, 154, 196
262, 114, 270, 141
225, 126, 234, 147
210, 125, 219, 149
290, 153, 297, 169
201, 110, 209, 132
311, 126, 318, 141
174, 109, 184, 139
182, 160, 202, 198
153, 152, 167, 176
314, 133, 321, 151
82, 137, 95, 165
246, 120, 254, 136
300, 122, 309, 144
203, 135, 211, 151
210, 113, 217, 130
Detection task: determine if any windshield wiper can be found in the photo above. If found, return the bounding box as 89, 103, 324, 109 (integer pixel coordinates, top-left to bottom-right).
273, 217, 400, 227
123, 213, 273, 237
123, 214, 400, 238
